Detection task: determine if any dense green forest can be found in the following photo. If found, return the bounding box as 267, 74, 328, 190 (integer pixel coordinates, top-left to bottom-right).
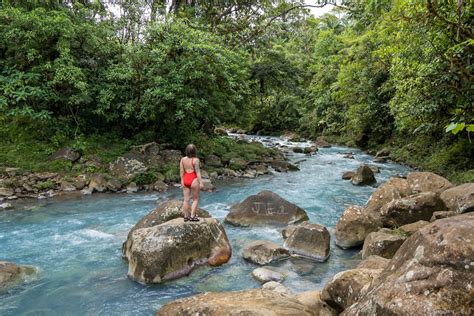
0, 0, 472, 182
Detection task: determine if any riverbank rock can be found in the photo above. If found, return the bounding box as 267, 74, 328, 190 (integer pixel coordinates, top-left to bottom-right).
225, 190, 309, 227
375, 148, 390, 158
252, 267, 284, 283
351, 164, 376, 186
440, 183, 474, 214
284, 222, 330, 261
344, 213, 474, 316
380, 192, 446, 227
124, 217, 231, 284
407, 171, 453, 194
361, 229, 407, 259
365, 177, 412, 222
430, 210, 458, 222
315, 136, 331, 148
156, 288, 315, 316
335, 205, 379, 249
270, 160, 299, 172
321, 268, 382, 312
88, 174, 107, 192
356, 255, 389, 270
109, 154, 147, 180
48, 147, 81, 162
0, 261, 36, 288
205, 154, 222, 167
242, 240, 289, 265
399, 220, 430, 235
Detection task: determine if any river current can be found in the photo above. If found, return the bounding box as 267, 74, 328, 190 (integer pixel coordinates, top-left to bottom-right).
0, 136, 409, 315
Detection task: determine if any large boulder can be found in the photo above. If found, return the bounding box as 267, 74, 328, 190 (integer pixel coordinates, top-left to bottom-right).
124, 217, 231, 284
321, 268, 382, 313
361, 229, 407, 259
242, 240, 289, 265
356, 255, 390, 270
380, 192, 447, 227
344, 213, 474, 315
122, 200, 210, 259
109, 154, 147, 180
406, 171, 453, 194
88, 174, 107, 193
0, 261, 35, 288
365, 177, 412, 222
296, 291, 338, 315
399, 220, 430, 236
440, 183, 474, 214
156, 288, 315, 316
335, 205, 379, 249
48, 147, 81, 162
225, 191, 309, 227
351, 164, 376, 186
284, 222, 330, 261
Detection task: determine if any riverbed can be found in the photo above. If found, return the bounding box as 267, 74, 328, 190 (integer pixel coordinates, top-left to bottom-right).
0, 137, 410, 315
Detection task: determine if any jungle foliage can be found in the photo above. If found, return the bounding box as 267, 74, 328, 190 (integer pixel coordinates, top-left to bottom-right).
0, 0, 472, 181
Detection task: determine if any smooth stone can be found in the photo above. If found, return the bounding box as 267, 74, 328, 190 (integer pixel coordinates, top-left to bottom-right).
284, 222, 330, 261
252, 267, 284, 283
335, 205, 379, 249
242, 240, 289, 265
362, 229, 407, 259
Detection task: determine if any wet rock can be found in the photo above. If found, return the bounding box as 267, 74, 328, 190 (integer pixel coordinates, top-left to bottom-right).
315, 136, 331, 148
303, 146, 318, 154
351, 164, 376, 186
0, 187, 14, 197
284, 222, 330, 261
122, 200, 211, 259
156, 288, 314, 316
335, 205, 379, 249
293, 147, 304, 153
0, 202, 13, 210
399, 220, 430, 235
341, 171, 355, 180
214, 127, 227, 136
380, 192, 447, 227
430, 210, 458, 222
440, 183, 474, 214
73, 175, 88, 190
281, 224, 299, 239
89, 174, 107, 193
126, 182, 138, 193
48, 147, 81, 162
124, 217, 231, 284
296, 290, 338, 315
369, 165, 380, 173
407, 171, 453, 194
105, 178, 122, 192
225, 190, 309, 227
252, 267, 284, 283
0, 261, 36, 288
109, 155, 147, 180
241, 169, 257, 178
205, 154, 223, 168
255, 164, 269, 175
361, 229, 407, 259
343, 154, 354, 159
344, 213, 474, 316
242, 240, 289, 265
153, 180, 168, 192
270, 160, 299, 172
60, 180, 76, 192
81, 187, 92, 195
201, 178, 215, 192
321, 268, 382, 312
222, 168, 238, 177
373, 156, 388, 163
356, 255, 390, 270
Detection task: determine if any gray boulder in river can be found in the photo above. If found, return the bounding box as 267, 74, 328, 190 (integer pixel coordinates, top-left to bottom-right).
224, 190, 309, 226
0, 261, 36, 289
124, 217, 231, 284
351, 164, 376, 186
242, 240, 289, 265
335, 205, 379, 249
343, 213, 474, 315
283, 222, 330, 262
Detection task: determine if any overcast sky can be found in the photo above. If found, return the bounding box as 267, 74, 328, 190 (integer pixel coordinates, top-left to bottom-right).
304, 1, 336, 17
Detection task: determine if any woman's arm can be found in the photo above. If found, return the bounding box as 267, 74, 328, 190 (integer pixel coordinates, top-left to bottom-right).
179, 158, 184, 186
194, 158, 204, 188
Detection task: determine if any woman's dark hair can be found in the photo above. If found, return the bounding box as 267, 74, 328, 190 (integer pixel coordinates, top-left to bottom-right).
185, 144, 197, 158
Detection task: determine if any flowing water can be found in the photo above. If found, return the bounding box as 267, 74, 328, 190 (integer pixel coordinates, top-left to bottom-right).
0, 136, 410, 315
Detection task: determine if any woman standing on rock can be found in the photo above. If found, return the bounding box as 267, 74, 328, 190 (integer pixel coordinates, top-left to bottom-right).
180, 144, 204, 222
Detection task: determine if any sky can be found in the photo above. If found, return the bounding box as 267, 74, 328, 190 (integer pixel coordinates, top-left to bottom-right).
304, 1, 336, 17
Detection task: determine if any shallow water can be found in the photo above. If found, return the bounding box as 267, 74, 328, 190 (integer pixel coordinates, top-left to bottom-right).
0, 139, 409, 315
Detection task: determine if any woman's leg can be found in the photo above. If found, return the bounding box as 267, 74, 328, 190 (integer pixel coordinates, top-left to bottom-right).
182, 186, 191, 218
190, 179, 200, 218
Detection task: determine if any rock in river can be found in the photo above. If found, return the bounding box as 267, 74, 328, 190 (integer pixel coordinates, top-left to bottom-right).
123, 217, 231, 284
224, 190, 309, 227
156, 288, 315, 316
252, 267, 285, 283
242, 240, 289, 265
0, 261, 36, 289
344, 213, 474, 315
351, 164, 376, 186
284, 222, 330, 261
335, 205, 379, 249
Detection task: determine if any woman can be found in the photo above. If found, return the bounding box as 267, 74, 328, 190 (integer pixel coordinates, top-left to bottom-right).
180, 144, 204, 222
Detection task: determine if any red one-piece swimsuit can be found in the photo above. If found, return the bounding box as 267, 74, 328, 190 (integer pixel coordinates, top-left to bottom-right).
182, 158, 197, 188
